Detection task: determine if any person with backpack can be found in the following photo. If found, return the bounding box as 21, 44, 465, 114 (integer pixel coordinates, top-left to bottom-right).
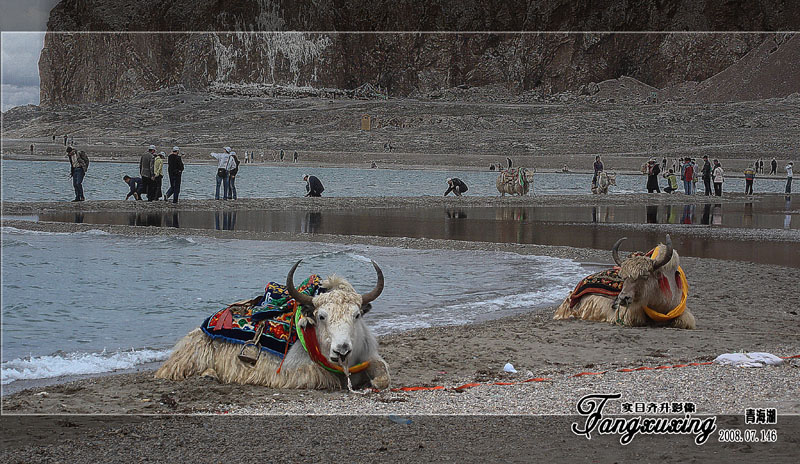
211, 146, 232, 200
227, 151, 240, 200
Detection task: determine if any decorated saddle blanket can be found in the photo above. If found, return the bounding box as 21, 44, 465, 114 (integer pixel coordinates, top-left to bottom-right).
499, 168, 528, 186
200, 275, 322, 358
568, 268, 623, 308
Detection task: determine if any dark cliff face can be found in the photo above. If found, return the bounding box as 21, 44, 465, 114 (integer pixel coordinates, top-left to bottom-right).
39, 1, 799, 105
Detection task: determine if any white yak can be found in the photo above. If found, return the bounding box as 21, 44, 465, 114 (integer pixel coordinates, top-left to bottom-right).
155, 260, 391, 389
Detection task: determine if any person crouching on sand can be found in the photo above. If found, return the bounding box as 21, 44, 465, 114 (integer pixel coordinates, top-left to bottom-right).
444, 177, 468, 196
304, 174, 324, 197
123, 175, 144, 200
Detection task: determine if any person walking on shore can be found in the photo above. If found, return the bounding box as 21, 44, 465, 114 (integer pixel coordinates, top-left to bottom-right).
227, 151, 240, 200
759, 158, 764, 174
786, 162, 794, 194
293, 151, 298, 163
140, 145, 156, 201
646, 159, 661, 193
66, 147, 89, 201
444, 177, 469, 196
701, 155, 712, 196
712, 159, 724, 197
771, 157, 778, 175
304, 174, 324, 197
211, 147, 232, 200
743, 164, 756, 195
154, 152, 165, 200
165, 147, 184, 203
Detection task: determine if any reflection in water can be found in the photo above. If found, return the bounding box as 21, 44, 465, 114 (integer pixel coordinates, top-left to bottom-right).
786, 196, 793, 229
591, 206, 615, 223
127, 212, 164, 227
646, 205, 659, 224
215, 211, 237, 231
701, 204, 712, 225
743, 203, 753, 227
712, 204, 723, 225
681, 204, 695, 225
301, 211, 322, 233
74, 212, 84, 224
446, 210, 467, 219
27, 202, 798, 266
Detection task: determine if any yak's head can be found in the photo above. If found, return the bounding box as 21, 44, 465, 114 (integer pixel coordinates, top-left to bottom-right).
286, 260, 384, 367
606, 172, 617, 186
612, 235, 675, 309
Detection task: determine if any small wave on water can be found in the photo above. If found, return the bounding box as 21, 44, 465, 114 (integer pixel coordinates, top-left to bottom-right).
1, 226, 109, 236
1, 348, 171, 385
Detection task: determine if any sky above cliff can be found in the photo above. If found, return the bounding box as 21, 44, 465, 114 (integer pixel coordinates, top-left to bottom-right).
1, 0, 58, 111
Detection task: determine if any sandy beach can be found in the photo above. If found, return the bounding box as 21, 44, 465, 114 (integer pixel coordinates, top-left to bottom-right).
2, 193, 799, 462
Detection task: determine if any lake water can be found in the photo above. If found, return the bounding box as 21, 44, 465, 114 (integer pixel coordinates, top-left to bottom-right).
1, 159, 788, 201
1, 226, 591, 387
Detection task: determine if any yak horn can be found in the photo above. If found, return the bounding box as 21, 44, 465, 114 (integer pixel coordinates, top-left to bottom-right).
652, 234, 674, 270
611, 237, 627, 266
360, 260, 385, 306
286, 260, 315, 308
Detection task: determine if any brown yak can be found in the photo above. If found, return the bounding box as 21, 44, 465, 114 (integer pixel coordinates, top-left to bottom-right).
554, 235, 695, 329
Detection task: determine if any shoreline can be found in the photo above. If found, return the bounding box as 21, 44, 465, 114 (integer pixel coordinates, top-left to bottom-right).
2, 151, 791, 181
2, 201, 799, 414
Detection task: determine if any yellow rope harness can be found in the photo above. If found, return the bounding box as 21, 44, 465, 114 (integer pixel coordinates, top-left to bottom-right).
643, 247, 689, 322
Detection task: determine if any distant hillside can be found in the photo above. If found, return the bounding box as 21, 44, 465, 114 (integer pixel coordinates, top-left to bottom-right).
39, 1, 800, 104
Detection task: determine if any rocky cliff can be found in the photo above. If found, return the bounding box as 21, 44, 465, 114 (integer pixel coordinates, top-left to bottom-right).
39, 0, 800, 105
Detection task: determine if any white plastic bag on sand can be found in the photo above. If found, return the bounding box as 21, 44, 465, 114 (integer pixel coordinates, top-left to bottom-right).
503, 363, 517, 373
714, 352, 784, 368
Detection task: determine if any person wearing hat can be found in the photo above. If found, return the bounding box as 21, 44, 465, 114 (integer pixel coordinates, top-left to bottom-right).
165, 147, 184, 203
303, 174, 324, 197
646, 159, 661, 193
153, 151, 166, 200
211, 146, 232, 199
66, 146, 89, 201
444, 177, 468, 196
140, 145, 156, 201
701, 155, 712, 196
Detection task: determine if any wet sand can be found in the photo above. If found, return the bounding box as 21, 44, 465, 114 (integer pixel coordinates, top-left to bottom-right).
2, 195, 799, 462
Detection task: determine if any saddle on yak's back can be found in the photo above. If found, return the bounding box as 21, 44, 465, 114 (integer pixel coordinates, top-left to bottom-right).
200, 275, 322, 358
568, 268, 624, 309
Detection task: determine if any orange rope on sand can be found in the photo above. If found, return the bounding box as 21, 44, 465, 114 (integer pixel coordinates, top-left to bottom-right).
378, 355, 798, 393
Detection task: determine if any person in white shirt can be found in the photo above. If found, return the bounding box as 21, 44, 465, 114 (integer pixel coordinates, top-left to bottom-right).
211, 147, 232, 200
712, 159, 724, 196
786, 162, 794, 194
